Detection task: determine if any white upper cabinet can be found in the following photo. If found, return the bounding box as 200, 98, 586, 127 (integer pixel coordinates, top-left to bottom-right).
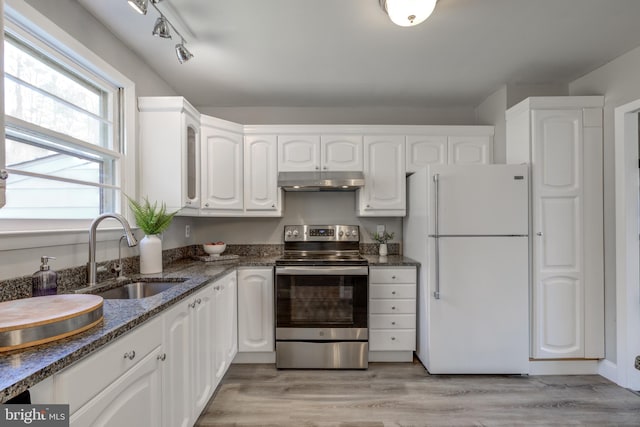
358, 135, 406, 216
138, 97, 200, 213
200, 116, 244, 213
406, 132, 493, 173
321, 135, 363, 171
244, 135, 281, 214
277, 134, 363, 172
277, 135, 321, 171
506, 96, 604, 360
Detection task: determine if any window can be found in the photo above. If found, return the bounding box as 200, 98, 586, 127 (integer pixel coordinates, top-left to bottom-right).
2, 29, 122, 220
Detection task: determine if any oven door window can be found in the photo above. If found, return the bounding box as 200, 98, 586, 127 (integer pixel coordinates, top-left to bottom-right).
276, 274, 367, 329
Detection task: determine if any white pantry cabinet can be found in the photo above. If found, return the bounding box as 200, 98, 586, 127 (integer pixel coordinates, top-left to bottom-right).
358, 135, 406, 216
237, 268, 274, 353
138, 97, 200, 214
200, 116, 244, 214
277, 134, 363, 172
506, 96, 604, 360
405, 130, 493, 173
244, 135, 282, 215
369, 266, 417, 362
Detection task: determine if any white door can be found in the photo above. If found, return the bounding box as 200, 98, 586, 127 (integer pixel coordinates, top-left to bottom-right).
428, 164, 529, 236
277, 135, 320, 171
162, 302, 192, 427
225, 273, 238, 363
321, 135, 363, 171
406, 135, 447, 173
201, 127, 243, 211
244, 135, 279, 212
191, 286, 214, 418
427, 236, 529, 374
531, 109, 584, 359
213, 281, 227, 387
238, 268, 275, 352
448, 136, 492, 165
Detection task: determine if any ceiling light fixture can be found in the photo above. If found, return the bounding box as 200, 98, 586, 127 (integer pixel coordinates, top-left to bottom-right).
175, 39, 194, 64
380, 0, 437, 27
152, 16, 172, 39
127, 0, 194, 64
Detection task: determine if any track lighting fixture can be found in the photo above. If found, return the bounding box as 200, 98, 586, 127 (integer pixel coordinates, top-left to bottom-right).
127, 0, 192, 63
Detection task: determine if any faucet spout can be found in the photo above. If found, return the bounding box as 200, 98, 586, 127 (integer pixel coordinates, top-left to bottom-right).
87, 213, 138, 286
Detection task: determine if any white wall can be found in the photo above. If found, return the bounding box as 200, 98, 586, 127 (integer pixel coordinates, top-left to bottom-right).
569, 44, 640, 364
192, 192, 403, 246
198, 106, 477, 126
475, 85, 508, 164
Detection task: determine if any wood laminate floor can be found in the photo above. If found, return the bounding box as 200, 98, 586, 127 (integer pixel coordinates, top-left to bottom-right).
196, 360, 640, 426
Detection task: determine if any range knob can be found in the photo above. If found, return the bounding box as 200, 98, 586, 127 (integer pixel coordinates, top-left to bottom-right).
286, 230, 292, 237
292, 230, 299, 237
345, 231, 351, 237
339, 231, 344, 237
351, 229, 358, 238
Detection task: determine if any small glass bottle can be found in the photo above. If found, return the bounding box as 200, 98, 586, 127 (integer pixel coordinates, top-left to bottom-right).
32, 256, 58, 297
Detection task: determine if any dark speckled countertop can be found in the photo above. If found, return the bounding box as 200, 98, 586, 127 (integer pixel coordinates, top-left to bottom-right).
0, 254, 417, 403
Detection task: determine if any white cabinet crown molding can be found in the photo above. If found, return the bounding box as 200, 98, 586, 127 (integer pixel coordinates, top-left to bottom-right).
506, 96, 604, 120
138, 96, 199, 119
244, 124, 494, 136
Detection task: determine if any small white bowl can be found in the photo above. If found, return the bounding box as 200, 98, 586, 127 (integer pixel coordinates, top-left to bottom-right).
203, 243, 226, 256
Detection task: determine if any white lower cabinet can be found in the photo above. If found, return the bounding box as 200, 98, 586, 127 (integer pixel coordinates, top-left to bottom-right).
237, 268, 274, 353
45, 272, 238, 427
369, 266, 417, 362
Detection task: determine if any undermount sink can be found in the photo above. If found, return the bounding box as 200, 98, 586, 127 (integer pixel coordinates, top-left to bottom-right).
96, 280, 186, 300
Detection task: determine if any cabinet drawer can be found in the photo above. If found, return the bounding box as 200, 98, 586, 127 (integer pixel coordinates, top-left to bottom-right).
370, 330, 416, 351
370, 268, 416, 284
370, 314, 416, 330
55, 315, 162, 414
369, 299, 415, 314
370, 284, 415, 299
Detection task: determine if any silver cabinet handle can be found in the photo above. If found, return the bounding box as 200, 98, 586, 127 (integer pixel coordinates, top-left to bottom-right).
392, 275, 396, 279
189, 301, 196, 308
391, 291, 396, 295
205, 203, 210, 207
391, 337, 396, 341
536, 232, 543, 236
391, 306, 396, 310
366, 204, 371, 208
185, 200, 191, 205
196, 298, 202, 304
391, 321, 396, 326
157, 353, 166, 361
323, 166, 327, 170
123, 350, 136, 360
315, 166, 319, 170
433, 173, 441, 300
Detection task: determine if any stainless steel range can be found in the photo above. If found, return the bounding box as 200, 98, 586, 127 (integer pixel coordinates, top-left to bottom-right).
275, 225, 368, 369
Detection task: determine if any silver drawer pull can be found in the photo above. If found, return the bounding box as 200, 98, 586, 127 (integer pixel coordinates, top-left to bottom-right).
196, 298, 202, 304
157, 353, 167, 361
392, 275, 396, 279
391, 337, 396, 341
391, 291, 396, 295
391, 306, 396, 310
123, 350, 136, 360
391, 321, 396, 325
189, 301, 196, 308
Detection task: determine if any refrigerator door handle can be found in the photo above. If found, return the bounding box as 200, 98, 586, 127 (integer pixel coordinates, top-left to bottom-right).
433, 173, 440, 300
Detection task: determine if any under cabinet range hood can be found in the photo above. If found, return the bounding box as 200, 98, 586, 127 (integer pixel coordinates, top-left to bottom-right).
278, 171, 365, 191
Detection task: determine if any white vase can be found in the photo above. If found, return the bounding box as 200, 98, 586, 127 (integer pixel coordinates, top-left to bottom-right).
139, 234, 163, 274
379, 243, 388, 256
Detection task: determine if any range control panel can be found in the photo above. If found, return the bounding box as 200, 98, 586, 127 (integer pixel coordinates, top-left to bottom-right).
283, 225, 360, 242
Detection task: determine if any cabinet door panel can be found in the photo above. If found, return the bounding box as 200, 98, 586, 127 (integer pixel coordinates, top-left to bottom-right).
277, 135, 320, 171
321, 135, 363, 171
162, 302, 192, 427
245, 135, 279, 211
448, 136, 492, 165
201, 127, 243, 210
360, 136, 405, 213
238, 269, 274, 352
532, 109, 584, 359
406, 135, 447, 173
192, 287, 214, 418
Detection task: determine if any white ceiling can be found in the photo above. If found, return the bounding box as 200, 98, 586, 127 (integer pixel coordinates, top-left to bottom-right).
77, 0, 640, 108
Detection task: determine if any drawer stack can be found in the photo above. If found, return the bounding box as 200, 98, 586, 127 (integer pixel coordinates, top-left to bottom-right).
369, 267, 416, 356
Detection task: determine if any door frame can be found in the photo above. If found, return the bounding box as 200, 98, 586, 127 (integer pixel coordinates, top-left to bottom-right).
613, 98, 640, 390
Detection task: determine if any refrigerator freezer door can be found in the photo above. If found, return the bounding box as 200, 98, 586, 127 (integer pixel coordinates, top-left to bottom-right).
426, 236, 529, 374
428, 164, 529, 236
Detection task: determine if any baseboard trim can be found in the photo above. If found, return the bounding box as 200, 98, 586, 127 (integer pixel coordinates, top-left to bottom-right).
369, 351, 414, 362
597, 359, 618, 383
232, 352, 276, 364
529, 359, 599, 375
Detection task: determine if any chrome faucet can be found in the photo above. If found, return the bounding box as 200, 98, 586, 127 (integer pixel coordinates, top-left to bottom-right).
87, 213, 138, 286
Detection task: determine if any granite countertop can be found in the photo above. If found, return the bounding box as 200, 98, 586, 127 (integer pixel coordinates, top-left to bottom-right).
0, 256, 277, 403
0, 253, 417, 402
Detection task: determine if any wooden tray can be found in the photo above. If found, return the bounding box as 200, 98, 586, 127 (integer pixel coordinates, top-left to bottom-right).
0, 294, 104, 352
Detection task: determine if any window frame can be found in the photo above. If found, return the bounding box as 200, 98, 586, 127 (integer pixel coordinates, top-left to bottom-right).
1, 0, 137, 251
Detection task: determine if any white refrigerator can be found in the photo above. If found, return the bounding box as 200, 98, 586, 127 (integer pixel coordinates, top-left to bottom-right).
404, 164, 529, 374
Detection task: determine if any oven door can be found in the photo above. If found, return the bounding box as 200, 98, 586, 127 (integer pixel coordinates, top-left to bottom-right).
275, 265, 368, 341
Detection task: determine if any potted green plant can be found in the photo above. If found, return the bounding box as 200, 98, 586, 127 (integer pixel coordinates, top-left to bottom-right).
127, 196, 178, 274
372, 230, 394, 256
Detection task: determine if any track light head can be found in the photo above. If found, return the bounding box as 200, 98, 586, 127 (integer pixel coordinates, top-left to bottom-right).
127, 0, 148, 15
152, 16, 172, 39
175, 40, 194, 64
